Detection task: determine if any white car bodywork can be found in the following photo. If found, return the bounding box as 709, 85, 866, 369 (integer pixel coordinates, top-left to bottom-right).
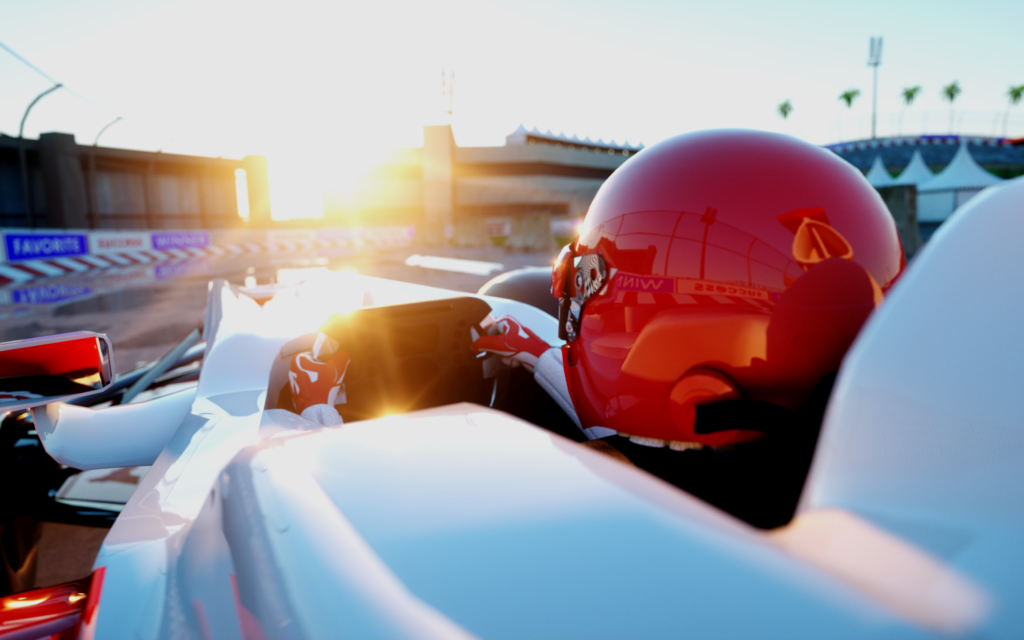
32, 177, 1024, 638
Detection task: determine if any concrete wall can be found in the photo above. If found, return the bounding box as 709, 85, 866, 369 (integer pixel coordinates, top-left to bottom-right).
421, 125, 456, 245
876, 185, 922, 257
243, 155, 272, 226
39, 133, 89, 229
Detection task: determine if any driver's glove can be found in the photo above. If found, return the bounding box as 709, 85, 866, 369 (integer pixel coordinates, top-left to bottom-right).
289, 346, 350, 426
471, 316, 550, 373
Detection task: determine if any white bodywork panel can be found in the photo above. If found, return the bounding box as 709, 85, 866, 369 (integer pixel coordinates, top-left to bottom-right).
800, 176, 1024, 636
33, 388, 195, 469
189, 404, 919, 639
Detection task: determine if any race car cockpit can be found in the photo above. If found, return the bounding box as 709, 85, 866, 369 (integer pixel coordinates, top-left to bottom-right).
266, 282, 826, 531
265, 293, 581, 437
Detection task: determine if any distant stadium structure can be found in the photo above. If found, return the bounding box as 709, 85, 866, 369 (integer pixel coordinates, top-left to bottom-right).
830, 135, 1022, 242
827, 135, 1024, 178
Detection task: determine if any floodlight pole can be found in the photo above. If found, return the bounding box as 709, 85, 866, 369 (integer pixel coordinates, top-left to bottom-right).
868, 37, 883, 140
93, 116, 123, 146
18, 83, 62, 229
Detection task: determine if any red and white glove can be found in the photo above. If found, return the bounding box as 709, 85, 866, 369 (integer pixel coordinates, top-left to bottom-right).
472, 316, 550, 373
289, 346, 350, 424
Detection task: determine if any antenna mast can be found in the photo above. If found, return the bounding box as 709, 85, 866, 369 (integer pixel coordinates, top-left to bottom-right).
441, 68, 454, 122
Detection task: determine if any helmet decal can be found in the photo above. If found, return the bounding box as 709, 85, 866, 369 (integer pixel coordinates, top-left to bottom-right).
791, 218, 855, 268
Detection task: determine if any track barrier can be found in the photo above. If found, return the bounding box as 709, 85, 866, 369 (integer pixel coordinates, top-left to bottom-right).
0, 227, 415, 287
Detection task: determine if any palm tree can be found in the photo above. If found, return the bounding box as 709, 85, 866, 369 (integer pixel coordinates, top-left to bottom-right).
778, 100, 793, 120
1005, 84, 1024, 137
839, 89, 861, 109
899, 86, 921, 135
837, 89, 860, 141
942, 81, 962, 133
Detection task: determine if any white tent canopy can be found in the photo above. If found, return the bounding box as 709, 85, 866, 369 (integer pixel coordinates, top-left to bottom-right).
917, 145, 1003, 225
865, 156, 894, 187
918, 144, 1003, 193
891, 150, 934, 187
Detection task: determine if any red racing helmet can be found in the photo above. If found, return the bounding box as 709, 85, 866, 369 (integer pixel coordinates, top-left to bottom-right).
552, 130, 904, 449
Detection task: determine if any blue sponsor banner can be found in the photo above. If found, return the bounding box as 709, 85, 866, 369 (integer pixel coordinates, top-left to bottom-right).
151, 231, 209, 251
4, 233, 89, 262
155, 258, 213, 281
11, 284, 92, 305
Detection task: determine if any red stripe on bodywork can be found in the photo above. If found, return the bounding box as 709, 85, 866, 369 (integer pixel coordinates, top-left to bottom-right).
77, 567, 105, 640
230, 573, 266, 640
0, 576, 93, 640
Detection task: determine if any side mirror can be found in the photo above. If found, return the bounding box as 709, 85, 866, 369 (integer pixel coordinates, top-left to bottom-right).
0, 332, 114, 413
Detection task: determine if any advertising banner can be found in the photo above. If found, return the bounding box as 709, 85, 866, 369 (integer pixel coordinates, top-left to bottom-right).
90, 231, 151, 254
3, 233, 89, 263
269, 229, 317, 243
10, 283, 93, 305
155, 258, 213, 281
151, 231, 210, 251
87, 267, 155, 292
316, 228, 363, 245
208, 229, 267, 247
362, 226, 416, 246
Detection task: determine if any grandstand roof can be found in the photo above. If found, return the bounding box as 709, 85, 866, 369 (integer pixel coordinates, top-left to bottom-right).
506, 124, 643, 152
826, 135, 1024, 175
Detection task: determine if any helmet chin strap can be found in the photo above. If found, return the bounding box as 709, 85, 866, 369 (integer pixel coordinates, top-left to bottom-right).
558, 295, 573, 341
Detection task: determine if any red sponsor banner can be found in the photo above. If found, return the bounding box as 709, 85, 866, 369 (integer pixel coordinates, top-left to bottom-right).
614, 273, 675, 293
89, 232, 150, 254
676, 278, 772, 301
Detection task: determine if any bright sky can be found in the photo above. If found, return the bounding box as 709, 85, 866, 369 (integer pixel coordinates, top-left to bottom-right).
2, 0, 1022, 217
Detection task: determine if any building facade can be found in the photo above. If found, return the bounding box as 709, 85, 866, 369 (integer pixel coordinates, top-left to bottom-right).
334, 128, 1024, 252
328, 125, 642, 249
0, 132, 271, 230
